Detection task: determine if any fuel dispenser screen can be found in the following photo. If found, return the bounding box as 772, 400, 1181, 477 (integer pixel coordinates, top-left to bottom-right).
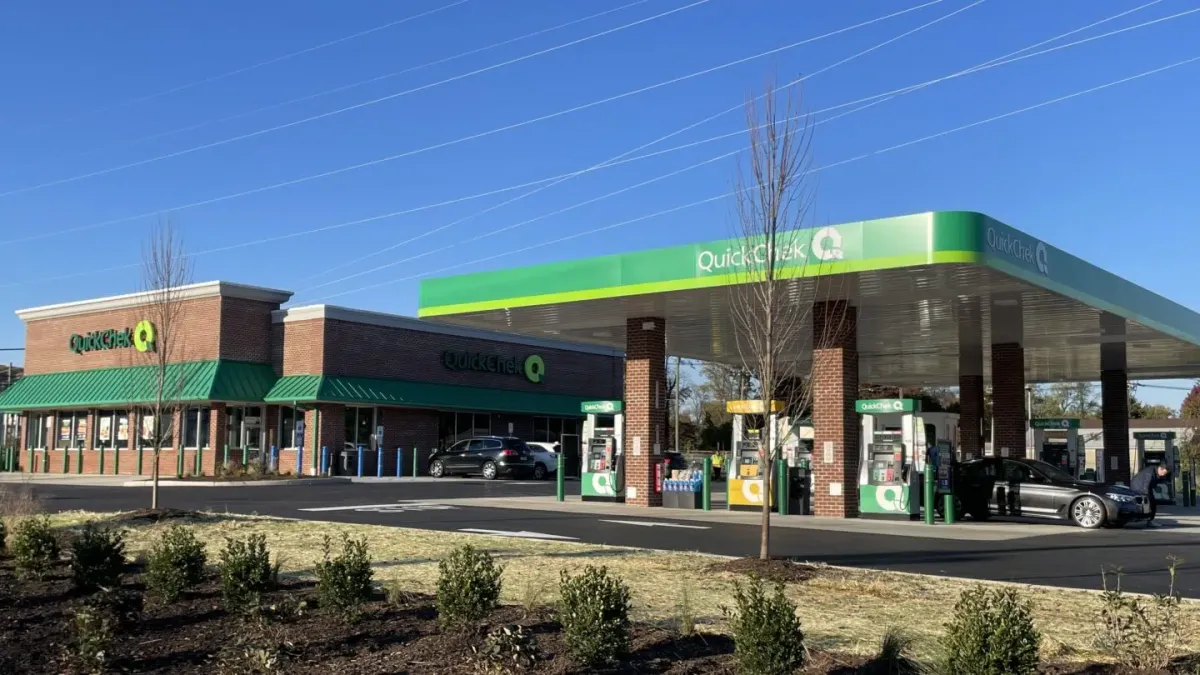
736, 441, 761, 478
867, 445, 901, 484
588, 438, 613, 472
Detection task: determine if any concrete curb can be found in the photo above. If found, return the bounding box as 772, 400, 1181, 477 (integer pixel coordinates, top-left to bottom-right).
120, 477, 351, 488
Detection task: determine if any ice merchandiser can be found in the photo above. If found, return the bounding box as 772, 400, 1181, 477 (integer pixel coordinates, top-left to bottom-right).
855, 398, 958, 518
581, 402, 624, 502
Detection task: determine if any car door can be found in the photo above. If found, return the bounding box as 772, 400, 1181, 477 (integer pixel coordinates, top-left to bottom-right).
463, 439, 491, 474
440, 440, 471, 471
1000, 460, 1058, 518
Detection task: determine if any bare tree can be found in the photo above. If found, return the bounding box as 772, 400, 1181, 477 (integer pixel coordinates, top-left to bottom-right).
728, 80, 849, 560
141, 218, 192, 509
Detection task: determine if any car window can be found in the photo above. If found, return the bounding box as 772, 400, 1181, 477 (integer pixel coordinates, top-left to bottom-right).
467, 439, 487, 452
1002, 461, 1034, 483
1022, 459, 1073, 482
484, 439, 504, 451
447, 440, 469, 453
964, 461, 996, 479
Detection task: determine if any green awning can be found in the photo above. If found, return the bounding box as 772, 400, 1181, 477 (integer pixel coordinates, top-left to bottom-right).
0, 360, 278, 410
265, 374, 589, 417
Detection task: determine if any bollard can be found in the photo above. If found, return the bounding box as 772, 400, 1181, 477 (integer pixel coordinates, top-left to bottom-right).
776, 459, 788, 516
396, 448, 402, 478
269, 445, 277, 473
376, 446, 383, 478
222, 444, 230, 474
944, 493, 957, 524
242, 445, 249, 467
176, 446, 184, 478
923, 465, 935, 525
43, 448, 49, 473
196, 446, 203, 476
321, 445, 329, 476
556, 457, 565, 502
297, 445, 304, 478
99, 446, 105, 475
114, 446, 120, 476
357, 445, 364, 478
136, 445, 143, 476
28, 448, 34, 474
63, 446, 70, 474
412, 446, 419, 477
702, 457, 712, 511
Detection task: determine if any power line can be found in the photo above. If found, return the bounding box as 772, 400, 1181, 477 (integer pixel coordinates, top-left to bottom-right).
12, 0, 473, 134
1, 0, 1187, 290
309, 54, 1200, 302
5, 0, 659, 176
0, 0, 713, 201
0, 0, 931, 247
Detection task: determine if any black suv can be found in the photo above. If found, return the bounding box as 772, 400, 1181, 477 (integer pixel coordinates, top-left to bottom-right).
428, 436, 536, 480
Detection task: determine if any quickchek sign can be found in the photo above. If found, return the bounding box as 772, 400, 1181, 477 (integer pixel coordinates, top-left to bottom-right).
695, 226, 845, 276
442, 350, 545, 384
985, 224, 1049, 276
1030, 418, 1080, 430
69, 319, 155, 355
581, 400, 622, 414
855, 399, 916, 414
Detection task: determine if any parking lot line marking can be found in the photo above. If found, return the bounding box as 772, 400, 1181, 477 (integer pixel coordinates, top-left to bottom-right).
599, 519, 711, 530
458, 528, 578, 541
300, 502, 456, 513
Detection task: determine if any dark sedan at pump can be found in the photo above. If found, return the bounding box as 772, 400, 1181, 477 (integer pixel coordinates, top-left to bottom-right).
427, 436, 536, 480
951, 457, 1152, 529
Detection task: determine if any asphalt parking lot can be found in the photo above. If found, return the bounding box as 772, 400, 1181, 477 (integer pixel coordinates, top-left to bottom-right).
18, 478, 1200, 598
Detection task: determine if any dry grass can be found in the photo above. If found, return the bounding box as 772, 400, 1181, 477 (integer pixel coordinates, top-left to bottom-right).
0, 484, 42, 531
44, 509, 1200, 662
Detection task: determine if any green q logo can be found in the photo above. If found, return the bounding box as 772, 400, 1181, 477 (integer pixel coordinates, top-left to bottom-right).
523, 355, 545, 383
133, 320, 156, 353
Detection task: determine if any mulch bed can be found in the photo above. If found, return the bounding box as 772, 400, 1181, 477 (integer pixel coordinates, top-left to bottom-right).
705, 556, 823, 584
0, 556, 1174, 674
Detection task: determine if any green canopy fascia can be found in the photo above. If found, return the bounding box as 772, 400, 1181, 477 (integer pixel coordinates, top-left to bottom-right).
265, 374, 590, 417
0, 360, 278, 411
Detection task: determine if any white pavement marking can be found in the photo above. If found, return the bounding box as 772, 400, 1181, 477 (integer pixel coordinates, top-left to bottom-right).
458, 528, 579, 541
599, 519, 711, 530
299, 501, 457, 513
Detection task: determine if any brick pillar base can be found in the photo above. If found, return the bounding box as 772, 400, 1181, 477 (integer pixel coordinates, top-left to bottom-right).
959, 374, 984, 460
1101, 369, 1130, 484
812, 302, 859, 518
991, 343, 1026, 458
624, 317, 666, 507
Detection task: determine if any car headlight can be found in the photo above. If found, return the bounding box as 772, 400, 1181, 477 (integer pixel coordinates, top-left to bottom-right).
1105, 492, 1136, 503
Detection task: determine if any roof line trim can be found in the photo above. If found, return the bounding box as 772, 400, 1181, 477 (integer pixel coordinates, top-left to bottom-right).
16, 281, 293, 321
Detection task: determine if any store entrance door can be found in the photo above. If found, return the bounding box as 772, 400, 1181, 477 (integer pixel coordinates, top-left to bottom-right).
560, 434, 581, 478
244, 414, 263, 465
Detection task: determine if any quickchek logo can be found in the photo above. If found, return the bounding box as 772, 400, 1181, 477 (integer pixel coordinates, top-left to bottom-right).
696, 227, 844, 275
443, 350, 545, 384
986, 227, 1049, 275
69, 319, 155, 355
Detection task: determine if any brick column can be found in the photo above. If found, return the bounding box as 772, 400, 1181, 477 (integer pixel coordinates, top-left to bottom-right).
1101, 370, 1130, 484
812, 301, 859, 518
208, 403, 227, 474
957, 299, 985, 461
306, 404, 345, 474
624, 317, 666, 507
990, 343, 1026, 458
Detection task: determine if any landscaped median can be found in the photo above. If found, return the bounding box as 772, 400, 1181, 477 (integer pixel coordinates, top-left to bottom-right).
4, 506, 1199, 673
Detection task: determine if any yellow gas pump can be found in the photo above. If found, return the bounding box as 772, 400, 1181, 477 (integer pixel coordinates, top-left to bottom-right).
725, 400, 782, 512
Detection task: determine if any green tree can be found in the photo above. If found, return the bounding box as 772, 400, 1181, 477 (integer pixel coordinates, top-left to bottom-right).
1032, 383, 1099, 419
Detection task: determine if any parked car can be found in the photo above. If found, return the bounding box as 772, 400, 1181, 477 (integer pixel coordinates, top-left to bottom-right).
952, 457, 1151, 529
428, 436, 536, 480
525, 442, 560, 480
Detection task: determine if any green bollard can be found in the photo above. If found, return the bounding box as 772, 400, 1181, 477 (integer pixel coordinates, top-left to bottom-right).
242, 446, 249, 467
223, 444, 230, 474
196, 446, 204, 476
412, 447, 419, 477
176, 446, 184, 478
99, 446, 105, 475
556, 457, 565, 502
29, 448, 35, 474
114, 446, 120, 476
136, 445, 143, 475
78, 446, 84, 473
702, 457, 712, 511
63, 446, 69, 474
923, 465, 936, 525
776, 459, 788, 516
944, 493, 957, 524
43, 449, 49, 473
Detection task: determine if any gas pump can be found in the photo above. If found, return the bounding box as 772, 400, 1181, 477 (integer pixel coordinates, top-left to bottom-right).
855, 398, 958, 518
727, 412, 772, 512
1134, 431, 1178, 505
581, 409, 624, 502
1030, 418, 1081, 477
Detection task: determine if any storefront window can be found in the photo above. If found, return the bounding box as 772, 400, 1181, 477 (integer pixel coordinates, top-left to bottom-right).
225, 406, 262, 451
344, 407, 376, 448
183, 407, 211, 448
227, 407, 243, 448
93, 411, 131, 450
533, 417, 580, 443
279, 407, 300, 448
139, 409, 174, 448
26, 413, 49, 449
56, 412, 87, 449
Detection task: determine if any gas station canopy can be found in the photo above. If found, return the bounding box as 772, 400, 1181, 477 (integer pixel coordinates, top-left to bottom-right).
418, 211, 1200, 386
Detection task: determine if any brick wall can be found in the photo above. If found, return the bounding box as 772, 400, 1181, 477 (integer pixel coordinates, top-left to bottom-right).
377, 407, 440, 475
218, 298, 276, 363
623, 317, 666, 507
278, 319, 326, 375
990, 343, 1027, 458
1101, 370, 1131, 484
811, 302, 859, 518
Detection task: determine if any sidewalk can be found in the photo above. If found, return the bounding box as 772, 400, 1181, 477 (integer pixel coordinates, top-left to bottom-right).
428, 495, 1070, 541
0, 474, 131, 487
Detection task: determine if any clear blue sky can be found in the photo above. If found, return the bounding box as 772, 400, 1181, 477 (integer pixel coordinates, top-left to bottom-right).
1, 0, 1196, 407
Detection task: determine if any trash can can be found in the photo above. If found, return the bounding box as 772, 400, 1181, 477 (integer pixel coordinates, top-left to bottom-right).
788, 467, 810, 515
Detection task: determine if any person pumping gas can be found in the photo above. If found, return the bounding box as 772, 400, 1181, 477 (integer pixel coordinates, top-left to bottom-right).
1130, 464, 1170, 528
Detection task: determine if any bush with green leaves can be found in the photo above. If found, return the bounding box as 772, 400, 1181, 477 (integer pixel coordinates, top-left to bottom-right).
1096, 562, 1184, 670
145, 525, 207, 602
68, 604, 114, 674
724, 576, 805, 675
71, 523, 126, 592
219, 534, 278, 613
315, 534, 374, 621
941, 585, 1041, 675
0, 518, 6, 553
472, 624, 540, 674
558, 565, 632, 668
11, 515, 60, 579
436, 543, 503, 629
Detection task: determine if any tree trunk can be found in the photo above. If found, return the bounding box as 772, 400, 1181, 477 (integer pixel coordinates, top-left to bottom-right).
151, 449, 160, 509
760, 450, 771, 559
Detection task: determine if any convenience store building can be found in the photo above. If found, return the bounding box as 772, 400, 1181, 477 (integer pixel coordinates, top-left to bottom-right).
0, 282, 622, 476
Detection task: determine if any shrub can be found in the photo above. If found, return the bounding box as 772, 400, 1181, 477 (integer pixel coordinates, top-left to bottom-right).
85, 585, 144, 630
0, 518, 6, 553
724, 576, 805, 675
219, 534, 278, 613
1096, 561, 1184, 670
472, 624, 540, 674
862, 628, 921, 675
941, 586, 1040, 675
71, 523, 126, 592
11, 515, 60, 579
145, 525, 207, 602
315, 534, 374, 621
436, 544, 503, 629
558, 565, 632, 668
68, 604, 114, 674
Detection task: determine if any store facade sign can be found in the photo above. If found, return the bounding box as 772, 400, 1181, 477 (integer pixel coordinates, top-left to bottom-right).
985, 222, 1049, 276
1030, 418, 1080, 430
581, 400, 623, 414
1133, 431, 1176, 440
854, 398, 917, 414
69, 319, 156, 355
442, 350, 545, 384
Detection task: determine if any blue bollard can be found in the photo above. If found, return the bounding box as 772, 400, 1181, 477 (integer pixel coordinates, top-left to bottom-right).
270, 445, 278, 472
297, 444, 304, 477
376, 446, 383, 477
396, 448, 402, 478
357, 445, 364, 478
321, 445, 329, 476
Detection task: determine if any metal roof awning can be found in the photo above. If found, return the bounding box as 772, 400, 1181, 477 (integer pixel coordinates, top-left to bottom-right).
417, 211, 1200, 386
0, 360, 279, 410
265, 374, 591, 417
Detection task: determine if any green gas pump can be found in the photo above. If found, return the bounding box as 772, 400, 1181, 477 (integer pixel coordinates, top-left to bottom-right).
580, 401, 624, 503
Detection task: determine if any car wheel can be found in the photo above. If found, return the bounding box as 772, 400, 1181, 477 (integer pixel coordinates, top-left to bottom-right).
482, 461, 498, 480
1071, 496, 1107, 529
429, 460, 445, 478
533, 463, 548, 480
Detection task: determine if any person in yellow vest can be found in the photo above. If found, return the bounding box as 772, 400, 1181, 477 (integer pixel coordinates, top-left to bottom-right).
710, 452, 724, 481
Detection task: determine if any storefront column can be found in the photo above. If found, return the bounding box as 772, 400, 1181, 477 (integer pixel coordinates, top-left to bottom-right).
624, 317, 666, 507
305, 404, 345, 475
812, 301, 859, 518
957, 298, 985, 461
209, 403, 227, 474
990, 296, 1027, 459
1100, 313, 1130, 484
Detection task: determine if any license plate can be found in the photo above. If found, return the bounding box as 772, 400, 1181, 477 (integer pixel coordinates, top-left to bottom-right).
1142, 502, 1150, 514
